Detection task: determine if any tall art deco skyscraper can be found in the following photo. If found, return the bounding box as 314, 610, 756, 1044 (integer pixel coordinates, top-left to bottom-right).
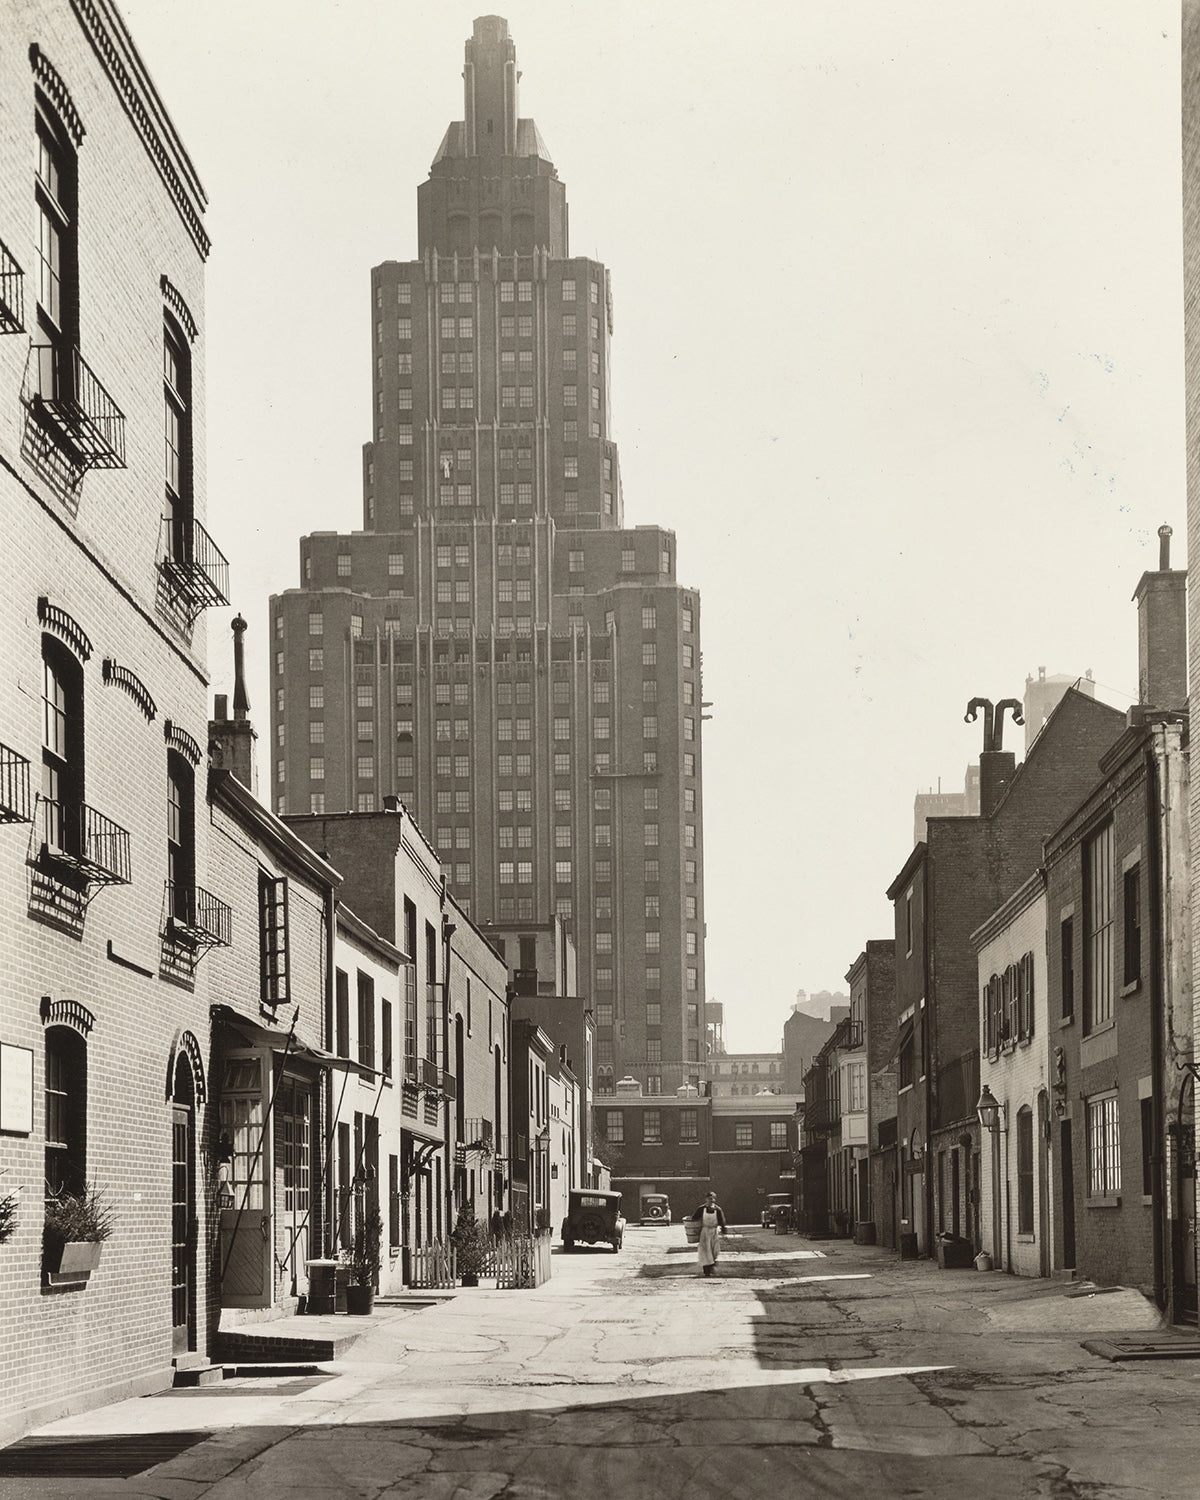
272, 16, 706, 1095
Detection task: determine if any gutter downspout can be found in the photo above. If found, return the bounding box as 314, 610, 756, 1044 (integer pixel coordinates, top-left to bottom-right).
323, 886, 337, 1259
442, 892, 456, 1242
922, 858, 935, 1257
1146, 734, 1167, 1312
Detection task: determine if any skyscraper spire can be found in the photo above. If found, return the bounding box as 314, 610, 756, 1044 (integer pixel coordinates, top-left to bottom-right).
463, 15, 519, 160
423, 16, 562, 257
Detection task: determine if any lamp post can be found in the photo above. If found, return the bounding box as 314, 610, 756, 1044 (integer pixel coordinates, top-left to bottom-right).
976, 1086, 1010, 1271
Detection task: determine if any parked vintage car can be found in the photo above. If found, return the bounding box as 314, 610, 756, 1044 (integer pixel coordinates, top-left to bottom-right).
561, 1190, 625, 1252
639, 1193, 672, 1226
761, 1193, 793, 1229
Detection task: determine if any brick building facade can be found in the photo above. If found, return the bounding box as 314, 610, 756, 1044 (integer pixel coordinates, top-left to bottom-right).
886, 690, 1127, 1258
0, 0, 228, 1441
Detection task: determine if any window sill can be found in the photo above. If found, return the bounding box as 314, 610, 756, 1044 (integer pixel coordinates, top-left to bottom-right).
1142, 1194, 1153, 1207
1059, 1015, 1075, 1029
1016, 1232, 1035, 1244
1121, 979, 1142, 998
1087, 1195, 1121, 1210
898, 1084, 913, 1096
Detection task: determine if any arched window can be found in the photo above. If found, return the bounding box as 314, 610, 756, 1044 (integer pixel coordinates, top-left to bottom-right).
41, 634, 83, 855
34, 88, 79, 409
167, 749, 194, 922
45, 1025, 87, 1196
163, 313, 193, 563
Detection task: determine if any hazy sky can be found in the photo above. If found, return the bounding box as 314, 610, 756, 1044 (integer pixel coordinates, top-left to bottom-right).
118, 1, 1184, 1052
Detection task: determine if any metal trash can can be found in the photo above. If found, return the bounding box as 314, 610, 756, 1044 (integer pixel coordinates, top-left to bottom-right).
305, 1258, 339, 1315
899, 1233, 919, 1260
774, 1219, 788, 1236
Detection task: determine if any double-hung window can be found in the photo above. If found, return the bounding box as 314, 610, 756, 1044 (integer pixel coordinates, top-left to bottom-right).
163, 316, 192, 563
34, 95, 78, 411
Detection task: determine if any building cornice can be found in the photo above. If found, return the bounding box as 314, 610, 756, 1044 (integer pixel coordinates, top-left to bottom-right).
69, 0, 210, 259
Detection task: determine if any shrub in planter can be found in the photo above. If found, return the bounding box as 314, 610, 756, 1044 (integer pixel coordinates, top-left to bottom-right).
43, 1185, 116, 1283
346, 1207, 382, 1314
0, 1191, 18, 1245
451, 1202, 487, 1286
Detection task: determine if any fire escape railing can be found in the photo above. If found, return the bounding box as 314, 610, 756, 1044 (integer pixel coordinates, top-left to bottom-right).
158, 516, 230, 622
23, 343, 127, 470
0, 236, 24, 335
36, 796, 131, 886
165, 880, 233, 951
0, 744, 32, 825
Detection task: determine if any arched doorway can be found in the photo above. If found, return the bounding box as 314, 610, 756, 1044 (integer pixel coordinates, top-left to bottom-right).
171, 1054, 196, 1354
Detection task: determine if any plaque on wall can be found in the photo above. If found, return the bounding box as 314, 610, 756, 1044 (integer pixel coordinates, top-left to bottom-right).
0, 1044, 34, 1135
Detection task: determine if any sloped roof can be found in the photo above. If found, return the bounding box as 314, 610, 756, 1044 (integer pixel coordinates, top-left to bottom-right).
432, 119, 554, 167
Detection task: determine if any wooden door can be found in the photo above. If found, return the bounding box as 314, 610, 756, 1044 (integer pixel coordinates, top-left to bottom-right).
171, 1104, 194, 1354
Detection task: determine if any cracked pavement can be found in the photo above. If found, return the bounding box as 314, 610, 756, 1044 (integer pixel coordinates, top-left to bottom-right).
5, 1228, 1200, 1498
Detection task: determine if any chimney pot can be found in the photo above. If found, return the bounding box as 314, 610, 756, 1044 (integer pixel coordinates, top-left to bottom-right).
214, 693, 228, 721
1159, 524, 1173, 571
383, 795, 400, 813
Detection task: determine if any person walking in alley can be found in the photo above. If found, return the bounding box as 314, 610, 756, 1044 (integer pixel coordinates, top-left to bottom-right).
691, 1192, 727, 1276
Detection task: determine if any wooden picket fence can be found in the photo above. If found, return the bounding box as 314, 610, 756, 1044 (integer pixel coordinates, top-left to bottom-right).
495, 1231, 553, 1289
408, 1232, 552, 1290
409, 1239, 456, 1289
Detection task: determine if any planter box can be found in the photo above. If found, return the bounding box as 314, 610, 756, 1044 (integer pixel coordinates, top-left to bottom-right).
45, 1239, 103, 1286
344, 1283, 375, 1316
936, 1238, 974, 1270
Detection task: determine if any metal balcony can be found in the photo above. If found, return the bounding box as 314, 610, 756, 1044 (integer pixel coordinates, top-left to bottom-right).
462, 1118, 493, 1154
23, 343, 126, 470
158, 516, 230, 622
165, 881, 233, 951
0, 744, 32, 825
0, 237, 24, 335
835, 1019, 864, 1050
36, 797, 131, 887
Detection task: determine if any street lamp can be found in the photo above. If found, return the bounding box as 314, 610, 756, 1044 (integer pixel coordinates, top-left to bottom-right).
976, 1085, 1009, 1273
976, 1085, 1007, 1134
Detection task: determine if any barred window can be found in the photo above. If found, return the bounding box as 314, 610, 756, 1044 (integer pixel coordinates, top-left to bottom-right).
1087, 1093, 1120, 1196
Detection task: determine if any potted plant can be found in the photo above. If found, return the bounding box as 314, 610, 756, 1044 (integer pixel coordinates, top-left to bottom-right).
451, 1201, 487, 1287
43, 1185, 115, 1285
0, 1186, 18, 1244
345, 1206, 382, 1315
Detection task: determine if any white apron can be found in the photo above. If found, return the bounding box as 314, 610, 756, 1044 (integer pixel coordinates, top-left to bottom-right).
698, 1207, 721, 1268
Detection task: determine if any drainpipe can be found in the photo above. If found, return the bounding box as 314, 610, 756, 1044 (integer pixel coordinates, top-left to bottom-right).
442, 891, 457, 1242
323, 884, 337, 1258
922, 858, 935, 1257
1146, 735, 1167, 1312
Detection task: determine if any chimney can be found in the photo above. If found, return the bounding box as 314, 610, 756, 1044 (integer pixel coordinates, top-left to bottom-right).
979, 751, 1016, 817
1132, 524, 1187, 711
208, 616, 258, 793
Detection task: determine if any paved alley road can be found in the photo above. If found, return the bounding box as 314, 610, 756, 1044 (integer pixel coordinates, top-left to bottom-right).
7, 1228, 1200, 1499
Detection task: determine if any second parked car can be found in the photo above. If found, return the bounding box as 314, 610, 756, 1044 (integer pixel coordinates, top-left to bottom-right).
640, 1193, 672, 1226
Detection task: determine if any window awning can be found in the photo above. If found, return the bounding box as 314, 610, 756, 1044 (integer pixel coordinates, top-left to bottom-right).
211, 1004, 370, 1077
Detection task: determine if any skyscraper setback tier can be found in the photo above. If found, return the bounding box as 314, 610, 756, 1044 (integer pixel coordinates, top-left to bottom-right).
271, 16, 706, 1095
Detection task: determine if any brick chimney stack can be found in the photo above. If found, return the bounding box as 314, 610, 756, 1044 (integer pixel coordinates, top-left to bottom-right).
978, 751, 1017, 818
1132, 524, 1187, 712
208, 615, 258, 793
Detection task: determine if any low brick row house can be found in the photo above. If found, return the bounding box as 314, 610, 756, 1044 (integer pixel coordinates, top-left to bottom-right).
808, 534, 1195, 1322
